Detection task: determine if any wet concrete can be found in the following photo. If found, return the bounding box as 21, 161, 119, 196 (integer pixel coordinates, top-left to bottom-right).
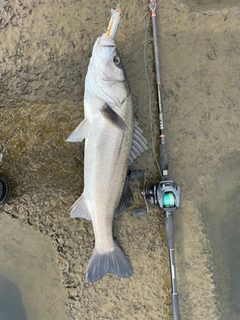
200, 153, 240, 320
0, 0, 240, 319
0, 275, 27, 320
0, 213, 70, 320
180, 0, 239, 11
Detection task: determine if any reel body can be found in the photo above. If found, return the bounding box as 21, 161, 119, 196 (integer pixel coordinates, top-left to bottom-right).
130, 171, 180, 216
145, 180, 180, 211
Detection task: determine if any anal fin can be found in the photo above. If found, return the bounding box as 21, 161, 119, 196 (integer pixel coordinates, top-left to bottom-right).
70, 194, 91, 220
115, 177, 134, 216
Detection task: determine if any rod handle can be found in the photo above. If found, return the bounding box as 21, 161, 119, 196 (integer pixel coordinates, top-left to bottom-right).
172, 293, 181, 320
160, 143, 168, 172
164, 213, 174, 249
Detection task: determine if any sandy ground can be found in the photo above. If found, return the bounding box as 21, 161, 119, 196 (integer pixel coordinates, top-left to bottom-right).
0, 0, 240, 319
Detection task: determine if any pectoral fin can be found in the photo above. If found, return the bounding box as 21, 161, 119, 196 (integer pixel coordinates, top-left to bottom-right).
101, 104, 127, 132
66, 118, 91, 142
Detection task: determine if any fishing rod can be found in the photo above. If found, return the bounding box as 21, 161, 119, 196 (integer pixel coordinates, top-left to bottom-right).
131, 1, 181, 319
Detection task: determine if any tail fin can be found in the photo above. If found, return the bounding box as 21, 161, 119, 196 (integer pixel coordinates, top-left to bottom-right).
86, 243, 133, 282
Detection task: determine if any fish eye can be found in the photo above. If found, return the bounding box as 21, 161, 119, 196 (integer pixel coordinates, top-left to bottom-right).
113, 56, 121, 65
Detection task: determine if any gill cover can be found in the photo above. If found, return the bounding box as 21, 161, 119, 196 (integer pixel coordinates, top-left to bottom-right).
86, 36, 130, 107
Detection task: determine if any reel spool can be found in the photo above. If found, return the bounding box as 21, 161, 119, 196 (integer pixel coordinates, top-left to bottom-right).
163, 192, 175, 207
156, 181, 180, 211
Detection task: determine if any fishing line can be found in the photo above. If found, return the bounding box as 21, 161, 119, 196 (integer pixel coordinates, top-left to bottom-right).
143, 14, 162, 178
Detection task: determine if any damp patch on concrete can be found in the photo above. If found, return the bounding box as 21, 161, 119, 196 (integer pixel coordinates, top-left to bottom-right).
0, 275, 27, 320
175, 201, 219, 320
0, 213, 71, 320
200, 153, 240, 320
179, 0, 239, 11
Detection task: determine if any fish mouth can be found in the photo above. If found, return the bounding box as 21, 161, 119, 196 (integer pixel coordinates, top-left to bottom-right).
105, 79, 125, 83
101, 45, 116, 48
99, 35, 116, 47
92, 36, 116, 58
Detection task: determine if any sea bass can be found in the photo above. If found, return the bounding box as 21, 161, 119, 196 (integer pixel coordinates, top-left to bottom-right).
67, 7, 147, 282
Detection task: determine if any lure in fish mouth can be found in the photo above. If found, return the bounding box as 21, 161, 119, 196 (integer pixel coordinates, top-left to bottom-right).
66, 6, 148, 282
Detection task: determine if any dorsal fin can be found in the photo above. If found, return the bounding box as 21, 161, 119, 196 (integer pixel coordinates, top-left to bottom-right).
129, 120, 148, 165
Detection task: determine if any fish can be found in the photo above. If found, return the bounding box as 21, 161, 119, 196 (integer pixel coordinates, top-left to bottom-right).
66, 7, 148, 282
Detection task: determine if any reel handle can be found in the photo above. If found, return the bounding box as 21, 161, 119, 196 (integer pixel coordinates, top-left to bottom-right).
129, 171, 149, 216
129, 171, 145, 180
132, 208, 148, 217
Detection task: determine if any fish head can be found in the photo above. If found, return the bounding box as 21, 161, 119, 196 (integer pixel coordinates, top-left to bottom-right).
86, 35, 130, 107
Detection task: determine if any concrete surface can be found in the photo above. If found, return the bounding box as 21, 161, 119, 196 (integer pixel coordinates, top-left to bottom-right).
1, 0, 240, 319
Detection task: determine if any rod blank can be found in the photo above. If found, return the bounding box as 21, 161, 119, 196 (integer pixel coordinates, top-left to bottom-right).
150, 1, 181, 319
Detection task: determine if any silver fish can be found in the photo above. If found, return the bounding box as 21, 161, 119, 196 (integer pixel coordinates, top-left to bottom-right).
67, 9, 147, 282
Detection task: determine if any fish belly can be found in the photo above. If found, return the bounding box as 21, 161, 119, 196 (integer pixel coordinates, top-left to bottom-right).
84, 97, 133, 253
